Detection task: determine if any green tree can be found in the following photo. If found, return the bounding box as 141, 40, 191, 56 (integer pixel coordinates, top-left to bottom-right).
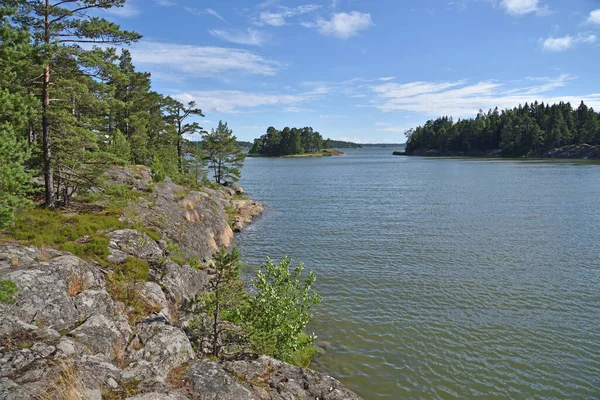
164, 98, 204, 173
203, 121, 245, 184
197, 248, 245, 356
12, 0, 141, 207
243, 257, 321, 362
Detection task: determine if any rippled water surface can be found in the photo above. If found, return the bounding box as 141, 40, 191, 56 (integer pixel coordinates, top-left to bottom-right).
236, 149, 600, 399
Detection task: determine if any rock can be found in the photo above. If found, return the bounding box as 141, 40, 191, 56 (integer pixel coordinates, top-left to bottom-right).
222, 356, 361, 400
141, 282, 171, 319
185, 359, 256, 400
107, 230, 163, 263
151, 260, 207, 304
0, 251, 109, 335
125, 316, 194, 380
224, 181, 245, 195
0, 244, 66, 271
126, 393, 189, 400
229, 200, 264, 232
68, 314, 131, 358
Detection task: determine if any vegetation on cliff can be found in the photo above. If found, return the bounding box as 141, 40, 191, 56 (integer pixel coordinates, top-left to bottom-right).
405, 101, 600, 157
0, 2, 245, 228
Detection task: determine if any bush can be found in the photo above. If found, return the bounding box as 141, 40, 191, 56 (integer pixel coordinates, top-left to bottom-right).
0, 280, 18, 304
243, 257, 321, 363
151, 154, 166, 182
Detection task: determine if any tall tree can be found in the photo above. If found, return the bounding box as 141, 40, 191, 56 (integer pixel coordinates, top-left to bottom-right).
164, 98, 204, 173
203, 121, 245, 184
11, 0, 140, 207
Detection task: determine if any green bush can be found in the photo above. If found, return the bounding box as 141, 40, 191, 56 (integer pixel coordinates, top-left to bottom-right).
243, 257, 321, 364
151, 154, 166, 182
0, 280, 18, 304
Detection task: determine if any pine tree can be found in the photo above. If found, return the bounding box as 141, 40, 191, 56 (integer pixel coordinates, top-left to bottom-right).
203, 121, 245, 185
11, 0, 141, 207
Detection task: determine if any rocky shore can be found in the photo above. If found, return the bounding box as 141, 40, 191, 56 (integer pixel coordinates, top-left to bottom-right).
0, 167, 360, 400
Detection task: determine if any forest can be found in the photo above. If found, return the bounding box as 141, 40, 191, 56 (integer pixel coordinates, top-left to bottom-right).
250, 127, 325, 156
0, 1, 244, 227
405, 101, 600, 157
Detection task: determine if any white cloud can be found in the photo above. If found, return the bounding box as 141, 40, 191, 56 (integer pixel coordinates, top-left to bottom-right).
155, 0, 175, 6
586, 9, 600, 25
126, 41, 282, 78
209, 29, 269, 46
170, 90, 321, 114
206, 8, 227, 23
316, 12, 373, 39
500, 0, 548, 16
105, 2, 140, 18
369, 74, 600, 116
542, 33, 597, 52
256, 4, 321, 26
542, 35, 574, 52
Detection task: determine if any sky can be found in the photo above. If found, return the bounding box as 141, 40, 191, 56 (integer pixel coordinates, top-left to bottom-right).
101, 0, 600, 143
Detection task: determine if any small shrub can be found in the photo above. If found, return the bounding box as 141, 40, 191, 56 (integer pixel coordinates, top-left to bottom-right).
106, 257, 152, 324
188, 258, 203, 270
169, 256, 187, 266
151, 154, 166, 182
0, 280, 18, 304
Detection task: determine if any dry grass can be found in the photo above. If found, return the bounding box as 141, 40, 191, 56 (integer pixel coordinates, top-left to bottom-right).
37, 360, 91, 400
168, 298, 181, 325
67, 271, 87, 297
113, 338, 128, 369
166, 362, 190, 389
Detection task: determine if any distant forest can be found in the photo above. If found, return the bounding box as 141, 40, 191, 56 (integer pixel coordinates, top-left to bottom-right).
250, 127, 325, 156
405, 101, 600, 157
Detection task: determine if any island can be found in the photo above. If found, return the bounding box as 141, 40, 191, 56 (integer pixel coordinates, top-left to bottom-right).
398, 101, 600, 159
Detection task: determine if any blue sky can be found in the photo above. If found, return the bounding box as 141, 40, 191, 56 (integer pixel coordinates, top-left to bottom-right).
103, 0, 600, 143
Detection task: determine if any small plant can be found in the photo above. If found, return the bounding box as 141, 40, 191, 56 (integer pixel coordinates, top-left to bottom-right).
188, 258, 203, 270
169, 256, 187, 266
60, 236, 110, 261
38, 360, 91, 400
0, 280, 18, 304
67, 272, 87, 297
106, 257, 152, 324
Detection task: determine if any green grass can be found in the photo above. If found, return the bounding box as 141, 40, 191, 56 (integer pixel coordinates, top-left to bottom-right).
0, 280, 18, 304
60, 236, 110, 261
9, 208, 126, 247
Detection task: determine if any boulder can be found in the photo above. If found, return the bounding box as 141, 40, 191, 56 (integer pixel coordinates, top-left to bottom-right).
224, 181, 245, 196
151, 260, 207, 304
68, 314, 132, 358
125, 316, 194, 380
107, 230, 164, 263
185, 359, 256, 400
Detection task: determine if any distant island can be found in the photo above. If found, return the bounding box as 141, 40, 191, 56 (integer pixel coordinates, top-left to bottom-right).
400, 101, 600, 159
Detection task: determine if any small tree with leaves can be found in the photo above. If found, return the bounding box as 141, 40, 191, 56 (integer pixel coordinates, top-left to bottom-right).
243, 257, 321, 362
193, 248, 245, 357
203, 121, 245, 185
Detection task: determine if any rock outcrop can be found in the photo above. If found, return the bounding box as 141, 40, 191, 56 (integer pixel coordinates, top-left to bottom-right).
0, 167, 360, 399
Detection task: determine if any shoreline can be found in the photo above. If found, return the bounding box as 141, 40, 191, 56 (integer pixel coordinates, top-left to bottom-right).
395, 144, 600, 160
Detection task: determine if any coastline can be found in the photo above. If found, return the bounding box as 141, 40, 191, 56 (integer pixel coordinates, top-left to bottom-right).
395, 144, 600, 160
248, 149, 346, 158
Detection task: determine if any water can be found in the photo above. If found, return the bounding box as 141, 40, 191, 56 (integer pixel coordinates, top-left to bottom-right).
235, 148, 600, 399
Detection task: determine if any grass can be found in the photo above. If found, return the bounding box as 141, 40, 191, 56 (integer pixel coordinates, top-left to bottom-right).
61, 236, 110, 261
0, 280, 18, 304
9, 208, 125, 247
288, 341, 318, 368
38, 360, 90, 400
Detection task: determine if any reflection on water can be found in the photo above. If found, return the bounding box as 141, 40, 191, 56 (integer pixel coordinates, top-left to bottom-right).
236, 149, 600, 399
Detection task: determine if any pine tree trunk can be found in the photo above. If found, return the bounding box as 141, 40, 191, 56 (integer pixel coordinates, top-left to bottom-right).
177, 120, 183, 173
42, 0, 54, 208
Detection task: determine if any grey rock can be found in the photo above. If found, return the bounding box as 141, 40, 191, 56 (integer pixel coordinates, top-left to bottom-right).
141, 282, 171, 320
107, 230, 164, 262
152, 260, 207, 304
222, 356, 361, 400
126, 316, 194, 380
68, 314, 131, 357
186, 359, 256, 400
126, 393, 189, 400
224, 181, 245, 195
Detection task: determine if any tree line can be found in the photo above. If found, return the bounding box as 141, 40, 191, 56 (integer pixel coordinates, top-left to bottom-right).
0, 1, 243, 228
405, 101, 600, 157
250, 127, 325, 156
